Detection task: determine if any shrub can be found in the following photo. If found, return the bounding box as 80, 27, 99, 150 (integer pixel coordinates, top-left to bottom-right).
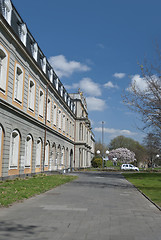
91, 157, 102, 168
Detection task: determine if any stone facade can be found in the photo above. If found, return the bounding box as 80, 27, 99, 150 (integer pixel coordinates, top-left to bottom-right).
0, 0, 95, 179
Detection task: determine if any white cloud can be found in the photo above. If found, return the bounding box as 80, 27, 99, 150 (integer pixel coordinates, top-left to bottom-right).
94, 127, 137, 137
65, 83, 79, 90
65, 78, 101, 97
79, 78, 101, 96
104, 81, 118, 89
127, 74, 148, 92
48, 55, 90, 78
86, 97, 106, 111
113, 73, 126, 79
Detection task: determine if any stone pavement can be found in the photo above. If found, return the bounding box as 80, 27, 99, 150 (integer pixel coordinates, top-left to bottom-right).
0, 172, 161, 240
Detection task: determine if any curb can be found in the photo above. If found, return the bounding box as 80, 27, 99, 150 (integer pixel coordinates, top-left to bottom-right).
134, 186, 161, 211
122, 175, 161, 212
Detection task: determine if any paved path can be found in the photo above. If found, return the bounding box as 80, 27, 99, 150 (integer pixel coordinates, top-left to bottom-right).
0, 172, 161, 240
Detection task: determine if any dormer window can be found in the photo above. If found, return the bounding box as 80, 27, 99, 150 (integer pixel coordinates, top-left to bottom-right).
68, 97, 70, 107
49, 69, 53, 83
60, 86, 63, 97
55, 78, 59, 91
71, 101, 73, 111
32, 42, 38, 61
64, 92, 67, 102
20, 23, 27, 46
3, 0, 12, 25
73, 104, 76, 114
41, 57, 46, 73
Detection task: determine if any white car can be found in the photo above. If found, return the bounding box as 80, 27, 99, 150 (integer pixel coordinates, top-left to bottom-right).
121, 164, 139, 171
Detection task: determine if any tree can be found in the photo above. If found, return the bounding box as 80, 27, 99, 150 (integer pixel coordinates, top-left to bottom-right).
143, 133, 161, 167
109, 135, 147, 164
123, 51, 161, 133
95, 139, 108, 155
109, 148, 136, 163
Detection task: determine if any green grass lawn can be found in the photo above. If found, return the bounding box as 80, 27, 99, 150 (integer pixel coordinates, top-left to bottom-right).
123, 173, 161, 207
0, 174, 77, 207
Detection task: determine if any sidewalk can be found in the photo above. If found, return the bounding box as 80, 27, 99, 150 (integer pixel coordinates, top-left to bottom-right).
0, 172, 161, 240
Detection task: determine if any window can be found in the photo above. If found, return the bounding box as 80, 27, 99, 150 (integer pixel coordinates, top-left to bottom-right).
28, 78, 35, 112
79, 123, 83, 141
60, 86, 63, 97
9, 130, 20, 169
62, 114, 65, 132
0, 126, 3, 159
53, 104, 57, 126
66, 118, 69, 135
55, 78, 59, 90
41, 57, 46, 73
69, 121, 71, 136
73, 104, 76, 114
61, 148, 65, 165
0, 45, 8, 94
71, 102, 73, 111
47, 98, 51, 122
14, 63, 24, 104
58, 109, 61, 129
3, 0, 12, 25
49, 69, 53, 83
64, 92, 67, 102
20, 23, 27, 46
25, 135, 32, 167
45, 141, 49, 166
68, 97, 70, 107
38, 89, 44, 118
36, 138, 42, 167
72, 123, 74, 138
32, 42, 38, 61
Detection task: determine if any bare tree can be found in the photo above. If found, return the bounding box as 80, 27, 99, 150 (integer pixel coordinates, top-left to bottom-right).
123, 50, 161, 133
143, 133, 161, 167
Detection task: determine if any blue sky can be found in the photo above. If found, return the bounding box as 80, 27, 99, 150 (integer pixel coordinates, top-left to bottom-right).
12, 0, 161, 145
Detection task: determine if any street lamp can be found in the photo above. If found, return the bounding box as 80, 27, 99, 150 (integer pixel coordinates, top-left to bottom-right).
96, 149, 109, 168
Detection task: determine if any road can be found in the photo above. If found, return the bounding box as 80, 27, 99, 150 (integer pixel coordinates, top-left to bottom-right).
0, 172, 161, 240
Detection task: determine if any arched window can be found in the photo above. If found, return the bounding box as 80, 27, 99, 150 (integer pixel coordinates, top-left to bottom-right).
45, 141, 49, 166
38, 89, 44, 118
9, 130, 20, 169
0, 45, 8, 94
0, 125, 4, 176
25, 134, 32, 168
3, 0, 12, 25
28, 78, 35, 112
36, 138, 42, 167
53, 104, 57, 126
0, 126, 2, 158
47, 98, 51, 122
14, 63, 24, 104
61, 148, 65, 166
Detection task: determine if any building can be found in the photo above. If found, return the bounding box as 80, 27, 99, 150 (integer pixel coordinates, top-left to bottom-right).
0, 0, 95, 179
